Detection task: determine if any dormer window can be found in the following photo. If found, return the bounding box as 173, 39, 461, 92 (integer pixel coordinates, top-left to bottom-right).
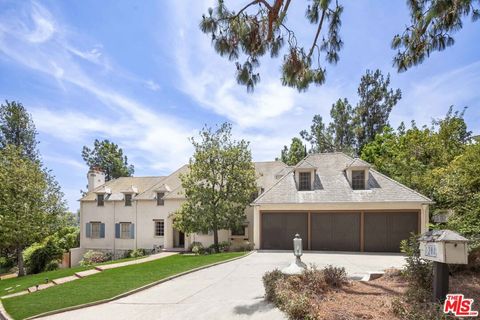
299, 172, 312, 191
157, 192, 165, 206
97, 194, 104, 206
125, 194, 132, 206
352, 170, 365, 190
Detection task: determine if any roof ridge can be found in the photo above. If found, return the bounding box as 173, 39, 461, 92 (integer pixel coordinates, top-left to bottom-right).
135, 164, 187, 198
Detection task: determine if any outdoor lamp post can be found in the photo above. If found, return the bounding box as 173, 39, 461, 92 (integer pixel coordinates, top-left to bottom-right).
282, 233, 307, 275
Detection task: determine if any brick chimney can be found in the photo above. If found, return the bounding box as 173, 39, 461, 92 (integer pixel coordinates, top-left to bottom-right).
87, 167, 106, 192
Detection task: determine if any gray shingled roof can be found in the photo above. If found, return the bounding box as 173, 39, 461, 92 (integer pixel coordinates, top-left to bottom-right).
254, 153, 433, 204
346, 158, 371, 168
80, 176, 166, 201
164, 161, 287, 200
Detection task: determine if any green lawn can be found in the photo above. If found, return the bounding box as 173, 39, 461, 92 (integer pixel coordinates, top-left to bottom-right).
2, 252, 246, 320
0, 255, 149, 298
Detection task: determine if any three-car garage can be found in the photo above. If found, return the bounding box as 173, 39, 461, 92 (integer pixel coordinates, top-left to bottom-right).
260, 211, 419, 252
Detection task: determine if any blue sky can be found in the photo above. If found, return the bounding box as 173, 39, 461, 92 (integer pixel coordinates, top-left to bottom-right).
0, 1, 479, 211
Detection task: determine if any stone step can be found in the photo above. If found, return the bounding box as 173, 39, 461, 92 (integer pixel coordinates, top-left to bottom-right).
52, 275, 79, 285
75, 269, 102, 278
2, 290, 29, 299
27, 282, 54, 293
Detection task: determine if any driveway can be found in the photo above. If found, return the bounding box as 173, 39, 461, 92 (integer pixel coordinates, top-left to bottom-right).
42, 251, 406, 320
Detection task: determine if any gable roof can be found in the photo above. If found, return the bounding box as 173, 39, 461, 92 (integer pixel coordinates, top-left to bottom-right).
254, 152, 433, 204
80, 176, 166, 201
135, 164, 189, 200
346, 157, 371, 168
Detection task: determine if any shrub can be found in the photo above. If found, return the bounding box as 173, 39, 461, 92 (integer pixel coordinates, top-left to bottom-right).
400, 234, 433, 291
189, 242, 205, 255
129, 249, 146, 258
218, 241, 232, 252
262, 269, 286, 302
23, 237, 63, 274
80, 250, 111, 266
322, 265, 348, 288
232, 241, 254, 252
44, 260, 59, 271
188, 241, 203, 251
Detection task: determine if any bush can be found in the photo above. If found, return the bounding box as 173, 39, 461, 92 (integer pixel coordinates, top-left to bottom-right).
391, 234, 441, 319
400, 234, 433, 291
44, 260, 59, 271
322, 265, 348, 288
129, 249, 146, 258
262, 266, 348, 320
80, 250, 111, 266
23, 237, 63, 274
218, 241, 231, 252
231, 241, 254, 252
262, 269, 286, 302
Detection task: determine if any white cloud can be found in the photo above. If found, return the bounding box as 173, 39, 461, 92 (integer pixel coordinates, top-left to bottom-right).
145, 80, 160, 91
0, 1, 194, 172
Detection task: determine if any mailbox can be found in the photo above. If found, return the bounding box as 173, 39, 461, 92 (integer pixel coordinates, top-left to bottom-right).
419, 230, 468, 264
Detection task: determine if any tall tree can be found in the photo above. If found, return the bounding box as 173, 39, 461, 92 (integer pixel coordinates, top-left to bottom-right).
173, 123, 257, 251
82, 139, 134, 181
278, 137, 307, 165
392, 0, 480, 72
327, 98, 355, 154
0, 146, 66, 276
354, 69, 402, 152
300, 115, 334, 153
200, 0, 343, 91
0, 100, 38, 160
199, 1, 478, 91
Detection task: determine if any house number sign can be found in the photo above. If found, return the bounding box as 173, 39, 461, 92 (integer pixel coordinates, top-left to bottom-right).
425, 242, 438, 258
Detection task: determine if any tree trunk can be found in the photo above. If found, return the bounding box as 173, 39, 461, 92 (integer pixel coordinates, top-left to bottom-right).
17, 246, 25, 277
213, 228, 219, 253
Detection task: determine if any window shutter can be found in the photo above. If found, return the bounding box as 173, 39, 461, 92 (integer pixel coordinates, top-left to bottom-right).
100, 223, 105, 238
115, 223, 120, 238
86, 223, 91, 238
130, 224, 135, 239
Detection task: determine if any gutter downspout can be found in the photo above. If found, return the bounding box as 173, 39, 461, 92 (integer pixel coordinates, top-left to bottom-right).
113, 200, 116, 260
135, 199, 138, 250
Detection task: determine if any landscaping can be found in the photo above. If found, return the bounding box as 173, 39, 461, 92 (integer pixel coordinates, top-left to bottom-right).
2, 252, 246, 320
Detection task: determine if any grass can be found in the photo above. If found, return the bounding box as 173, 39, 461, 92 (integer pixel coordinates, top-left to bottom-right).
2, 252, 246, 320
0, 255, 153, 298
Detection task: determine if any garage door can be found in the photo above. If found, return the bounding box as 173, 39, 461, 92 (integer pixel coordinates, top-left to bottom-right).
364, 212, 418, 252
311, 212, 360, 251
261, 212, 308, 250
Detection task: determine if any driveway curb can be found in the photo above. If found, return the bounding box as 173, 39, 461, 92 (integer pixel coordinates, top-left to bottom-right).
15, 251, 254, 320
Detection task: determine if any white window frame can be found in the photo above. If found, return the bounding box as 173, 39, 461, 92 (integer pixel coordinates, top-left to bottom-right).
91, 222, 101, 239
97, 194, 104, 206
120, 222, 131, 239
299, 172, 311, 191
154, 220, 164, 237
352, 170, 366, 190
124, 194, 132, 206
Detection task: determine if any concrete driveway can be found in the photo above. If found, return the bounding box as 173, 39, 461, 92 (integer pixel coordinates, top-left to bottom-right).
42, 251, 406, 320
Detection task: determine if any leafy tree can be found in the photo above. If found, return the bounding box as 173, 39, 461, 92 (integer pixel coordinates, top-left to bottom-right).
327, 98, 355, 154
392, 0, 480, 72
82, 139, 134, 181
0, 100, 38, 160
354, 69, 402, 152
278, 137, 307, 165
173, 123, 257, 251
200, 1, 477, 91
300, 115, 334, 153
0, 146, 66, 276
200, 0, 343, 91
361, 107, 471, 204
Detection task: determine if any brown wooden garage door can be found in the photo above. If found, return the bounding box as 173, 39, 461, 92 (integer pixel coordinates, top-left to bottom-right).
311, 212, 361, 251
261, 212, 308, 250
364, 212, 419, 252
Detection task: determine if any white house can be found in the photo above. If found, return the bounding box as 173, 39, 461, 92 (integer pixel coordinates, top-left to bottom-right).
77, 161, 287, 261
76, 153, 432, 264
